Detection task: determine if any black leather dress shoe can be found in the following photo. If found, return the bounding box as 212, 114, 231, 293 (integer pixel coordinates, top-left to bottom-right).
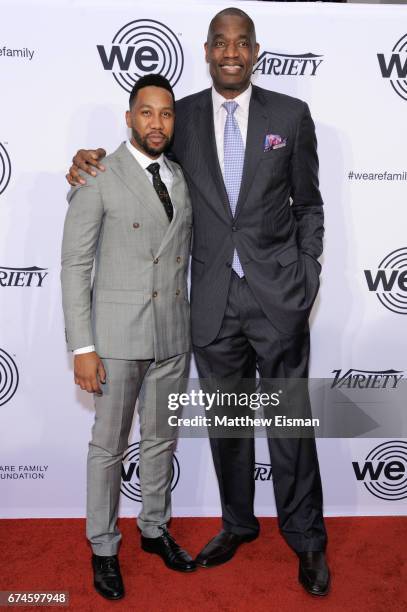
141, 531, 196, 572
195, 530, 258, 568
298, 551, 330, 596
92, 554, 124, 600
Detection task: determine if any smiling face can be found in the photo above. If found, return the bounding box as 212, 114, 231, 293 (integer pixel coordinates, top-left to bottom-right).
205, 14, 259, 99
125, 85, 174, 158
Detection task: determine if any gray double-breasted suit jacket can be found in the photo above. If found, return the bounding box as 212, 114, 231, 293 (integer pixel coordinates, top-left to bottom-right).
61, 142, 192, 362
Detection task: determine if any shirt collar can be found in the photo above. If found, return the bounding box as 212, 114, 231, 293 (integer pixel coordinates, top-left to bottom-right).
126, 140, 171, 173
211, 83, 252, 115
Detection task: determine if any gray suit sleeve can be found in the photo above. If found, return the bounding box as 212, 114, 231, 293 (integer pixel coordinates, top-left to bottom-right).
61, 177, 104, 351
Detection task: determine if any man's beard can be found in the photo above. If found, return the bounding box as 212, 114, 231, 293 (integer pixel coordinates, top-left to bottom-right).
132, 127, 170, 157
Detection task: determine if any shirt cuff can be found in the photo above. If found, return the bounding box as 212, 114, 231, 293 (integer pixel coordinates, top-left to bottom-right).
73, 345, 95, 355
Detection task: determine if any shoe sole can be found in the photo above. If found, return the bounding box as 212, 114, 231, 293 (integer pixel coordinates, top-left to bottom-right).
141, 543, 197, 572
298, 571, 331, 597
94, 584, 125, 600
196, 534, 259, 568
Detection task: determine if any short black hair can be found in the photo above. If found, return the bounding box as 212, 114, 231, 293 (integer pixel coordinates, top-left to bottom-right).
207, 7, 256, 44
129, 74, 175, 109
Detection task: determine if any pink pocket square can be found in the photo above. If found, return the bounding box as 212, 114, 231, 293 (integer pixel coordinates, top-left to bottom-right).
264, 133, 287, 152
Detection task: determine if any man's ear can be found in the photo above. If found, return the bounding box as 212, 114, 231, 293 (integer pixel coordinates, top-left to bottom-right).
125, 110, 131, 129
204, 42, 209, 64
254, 42, 260, 64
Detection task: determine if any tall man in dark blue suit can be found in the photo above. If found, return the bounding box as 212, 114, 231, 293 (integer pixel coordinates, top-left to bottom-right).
66, 7, 330, 596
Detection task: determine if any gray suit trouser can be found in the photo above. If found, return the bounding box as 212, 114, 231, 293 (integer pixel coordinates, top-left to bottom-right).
86, 353, 188, 555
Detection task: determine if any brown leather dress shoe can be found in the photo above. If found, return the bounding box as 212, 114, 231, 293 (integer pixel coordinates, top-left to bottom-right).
298, 551, 330, 596
195, 530, 258, 568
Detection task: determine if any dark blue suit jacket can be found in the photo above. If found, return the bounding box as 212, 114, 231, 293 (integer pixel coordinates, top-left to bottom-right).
172, 85, 324, 345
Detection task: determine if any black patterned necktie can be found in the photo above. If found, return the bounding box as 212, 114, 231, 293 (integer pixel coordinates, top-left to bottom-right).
146, 162, 173, 222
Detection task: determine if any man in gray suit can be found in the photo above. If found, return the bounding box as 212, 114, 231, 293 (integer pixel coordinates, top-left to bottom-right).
66, 7, 330, 597
61, 74, 196, 601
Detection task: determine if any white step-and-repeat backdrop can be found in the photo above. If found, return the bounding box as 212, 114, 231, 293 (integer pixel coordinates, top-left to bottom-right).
1, 0, 407, 518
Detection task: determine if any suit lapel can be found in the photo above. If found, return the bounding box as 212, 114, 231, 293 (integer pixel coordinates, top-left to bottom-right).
235, 87, 268, 219
196, 91, 232, 221
156, 161, 187, 257
110, 143, 169, 228
167, 160, 186, 212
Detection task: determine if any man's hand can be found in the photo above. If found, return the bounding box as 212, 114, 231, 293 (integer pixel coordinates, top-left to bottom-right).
66, 148, 107, 186
74, 351, 106, 395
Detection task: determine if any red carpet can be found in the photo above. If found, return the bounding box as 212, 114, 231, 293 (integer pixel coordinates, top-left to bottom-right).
1, 517, 406, 611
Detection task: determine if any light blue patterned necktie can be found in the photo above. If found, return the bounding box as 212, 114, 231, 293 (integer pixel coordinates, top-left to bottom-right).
223, 100, 245, 277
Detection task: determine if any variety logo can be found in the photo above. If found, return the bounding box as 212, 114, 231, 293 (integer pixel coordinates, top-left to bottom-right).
121, 442, 180, 502
0, 266, 48, 287
352, 440, 407, 501
0, 348, 19, 406
377, 33, 407, 101
253, 51, 323, 76
97, 19, 184, 93
331, 369, 404, 389
0, 143, 11, 195
364, 248, 407, 315
254, 462, 272, 481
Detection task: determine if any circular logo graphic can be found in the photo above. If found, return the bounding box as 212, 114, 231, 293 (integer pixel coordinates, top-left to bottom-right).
107, 19, 184, 93
363, 440, 407, 501
0, 143, 11, 195
376, 248, 407, 315
390, 33, 407, 101
0, 348, 19, 406
121, 442, 180, 502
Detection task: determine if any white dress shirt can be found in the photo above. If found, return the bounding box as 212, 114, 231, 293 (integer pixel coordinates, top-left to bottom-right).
212, 83, 252, 175
74, 140, 174, 356
125, 139, 174, 196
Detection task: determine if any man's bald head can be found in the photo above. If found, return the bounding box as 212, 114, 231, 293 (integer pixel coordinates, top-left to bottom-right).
204, 7, 259, 98
207, 7, 256, 45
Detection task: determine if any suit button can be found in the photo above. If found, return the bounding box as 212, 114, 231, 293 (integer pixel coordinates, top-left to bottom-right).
133, 222, 140, 229
232, 226, 239, 232
153, 291, 158, 298
153, 258, 159, 264
226, 262, 231, 268
175, 289, 180, 296
176, 256, 181, 263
